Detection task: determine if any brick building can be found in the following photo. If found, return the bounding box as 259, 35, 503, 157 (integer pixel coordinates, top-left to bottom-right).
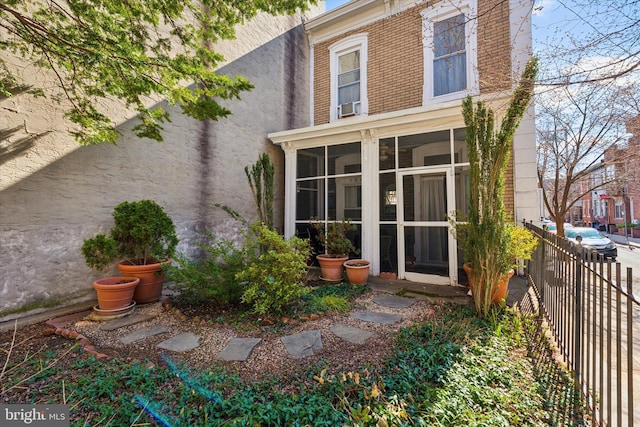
581, 116, 640, 230
269, 0, 537, 285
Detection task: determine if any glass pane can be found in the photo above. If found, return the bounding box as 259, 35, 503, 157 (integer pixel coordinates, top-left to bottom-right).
404, 226, 449, 276
455, 166, 470, 218
349, 224, 362, 258
329, 176, 362, 221
403, 173, 447, 222
296, 179, 324, 220
434, 53, 466, 96
328, 143, 361, 175
380, 225, 397, 273
398, 130, 451, 168
338, 83, 360, 105
434, 14, 465, 58
297, 147, 324, 178
379, 172, 397, 221
379, 137, 395, 170
339, 51, 359, 73
453, 128, 468, 163
328, 178, 337, 220
338, 69, 360, 86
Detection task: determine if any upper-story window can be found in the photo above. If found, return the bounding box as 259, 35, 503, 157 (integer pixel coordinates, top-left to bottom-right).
422, 0, 478, 103
338, 51, 360, 112
330, 34, 368, 121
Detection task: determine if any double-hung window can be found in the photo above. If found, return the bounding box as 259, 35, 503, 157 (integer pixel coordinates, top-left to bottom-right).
422, 0, 478, 103
433, 14, 466, 96
337, 50, 361, 116
329, 34, 368, 121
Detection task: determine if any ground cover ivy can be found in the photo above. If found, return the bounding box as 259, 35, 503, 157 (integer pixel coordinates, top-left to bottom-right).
2, 305, 587, 426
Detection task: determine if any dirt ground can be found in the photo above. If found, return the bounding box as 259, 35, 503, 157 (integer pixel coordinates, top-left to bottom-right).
1, 286, 436, 403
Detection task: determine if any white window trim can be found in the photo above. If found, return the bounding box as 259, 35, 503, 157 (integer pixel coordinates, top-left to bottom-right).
329, 33, 369, 122
421, 0, 478, 104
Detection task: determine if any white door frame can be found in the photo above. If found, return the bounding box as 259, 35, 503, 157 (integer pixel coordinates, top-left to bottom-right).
397, 166, 457, 285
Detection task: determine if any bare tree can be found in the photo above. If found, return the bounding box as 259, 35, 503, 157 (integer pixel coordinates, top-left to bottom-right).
535, 0, 640, 86
536, 80, 636, 236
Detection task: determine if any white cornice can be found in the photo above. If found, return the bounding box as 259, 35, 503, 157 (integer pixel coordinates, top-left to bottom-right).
269, 92, 513, 147
306, 0, 426, 45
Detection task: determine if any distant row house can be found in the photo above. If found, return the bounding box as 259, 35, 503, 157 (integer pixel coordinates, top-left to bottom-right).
578, 116, 640, 232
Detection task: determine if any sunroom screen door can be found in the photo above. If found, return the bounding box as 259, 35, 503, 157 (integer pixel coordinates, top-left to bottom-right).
399, 169, 453, 285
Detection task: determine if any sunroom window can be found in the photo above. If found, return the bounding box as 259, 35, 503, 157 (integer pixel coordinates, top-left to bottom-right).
295, 143, 362, 255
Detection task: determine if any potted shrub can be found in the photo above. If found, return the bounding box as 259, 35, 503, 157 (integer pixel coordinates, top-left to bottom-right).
311, 219, 358, 282
82, 200, 178, 303
458, 222, 537, 305
456, 57, 538, 317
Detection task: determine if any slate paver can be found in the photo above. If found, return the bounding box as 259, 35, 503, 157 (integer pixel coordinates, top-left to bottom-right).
119, 325, 170, 345
351, 311, 403, 325
372, 294, 416, 309
281, 330, 323, 359
330, 323, 373, 344
157, 332, 200, 352
99, 313, 157, 331
217, 338, 262, 361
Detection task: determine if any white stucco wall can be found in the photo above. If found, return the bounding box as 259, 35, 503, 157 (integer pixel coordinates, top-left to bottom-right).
0, 7, 322, 314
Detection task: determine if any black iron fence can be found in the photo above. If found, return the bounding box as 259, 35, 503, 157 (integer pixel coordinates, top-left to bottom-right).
525, 222, 638, 427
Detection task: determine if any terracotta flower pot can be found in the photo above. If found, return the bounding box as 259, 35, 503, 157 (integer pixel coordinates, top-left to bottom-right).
463, 263, 514, 304
93, 277, 140, 310
316, 254, 348, 282
118, 259, 170, 303
344, 259, 371, 285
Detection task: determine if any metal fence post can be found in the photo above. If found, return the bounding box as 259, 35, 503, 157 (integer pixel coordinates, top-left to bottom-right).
574, 240, 582, 385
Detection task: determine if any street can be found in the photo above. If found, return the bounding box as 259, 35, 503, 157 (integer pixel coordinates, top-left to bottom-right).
615, 244, 640, 292
604, 233, 640, 292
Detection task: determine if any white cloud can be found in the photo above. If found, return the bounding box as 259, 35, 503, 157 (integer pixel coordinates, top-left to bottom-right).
532, 0, 556, 16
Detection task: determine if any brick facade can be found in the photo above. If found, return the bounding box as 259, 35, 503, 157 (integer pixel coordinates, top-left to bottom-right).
477, 0, 512, 93
312, 0, 516, 213
313, 0, 513, 125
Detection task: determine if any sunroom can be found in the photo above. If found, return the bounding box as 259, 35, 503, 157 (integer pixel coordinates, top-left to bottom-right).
269, 103, 472, 285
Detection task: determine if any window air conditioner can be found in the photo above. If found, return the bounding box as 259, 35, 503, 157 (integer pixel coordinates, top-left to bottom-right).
338, 102, 357, 118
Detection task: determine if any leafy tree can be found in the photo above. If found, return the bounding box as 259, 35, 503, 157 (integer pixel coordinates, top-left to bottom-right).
0, 0, 315, 145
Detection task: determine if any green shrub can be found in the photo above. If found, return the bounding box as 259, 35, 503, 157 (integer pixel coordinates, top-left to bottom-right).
167, 233, 249, 306
82, 200, 178, 269
238, 222, 311, 315
616, 223, 636, 228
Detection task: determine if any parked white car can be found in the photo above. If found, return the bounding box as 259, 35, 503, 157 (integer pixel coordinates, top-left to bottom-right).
564, 227, 617, 261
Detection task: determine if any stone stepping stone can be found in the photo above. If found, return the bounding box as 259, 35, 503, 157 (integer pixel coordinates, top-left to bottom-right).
281, 330, 323, 359
330, 323, 373, 344
372, 295, 416, 309
99, 313, 157, 331
119, 324, 170, 344
157, 332, 200, 352
217, 338, 262, 361
351, 311, 402, 325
